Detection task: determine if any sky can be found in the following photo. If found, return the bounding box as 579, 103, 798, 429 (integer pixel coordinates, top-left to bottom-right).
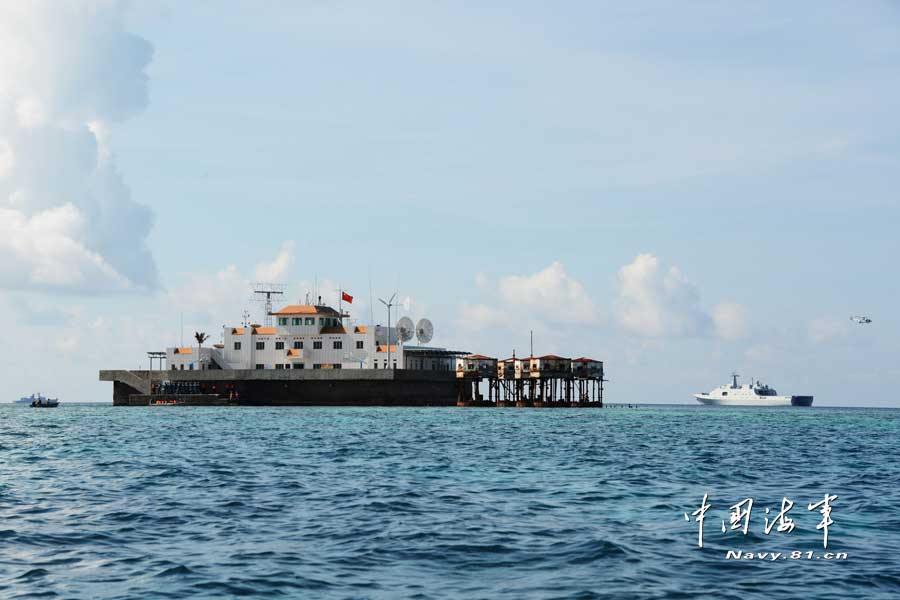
1, 0, 898, 405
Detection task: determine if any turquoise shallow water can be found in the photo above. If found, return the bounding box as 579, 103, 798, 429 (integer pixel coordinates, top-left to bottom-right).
1, 404, 899, 599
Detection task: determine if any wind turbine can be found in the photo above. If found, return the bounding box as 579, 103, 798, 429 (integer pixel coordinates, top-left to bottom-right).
379, 293, 397, 369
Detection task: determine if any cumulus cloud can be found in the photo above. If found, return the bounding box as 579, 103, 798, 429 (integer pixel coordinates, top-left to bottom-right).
453, 262, 599, 357
616, 253, 712, 338
168, 242, 297, 330
0, 204, 130, 290
254, 241, 294, 282
497, 261, 598, 324
0, 1, 157, 292
713, 302, 749, 340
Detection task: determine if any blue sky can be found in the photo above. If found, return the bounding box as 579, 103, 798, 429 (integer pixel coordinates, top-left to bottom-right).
1, 1, 898, 404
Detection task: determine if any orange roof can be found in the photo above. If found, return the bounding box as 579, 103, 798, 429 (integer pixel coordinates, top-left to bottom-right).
213, 344, 224, 349
354, 325, 368, 334
231, 327, 245, 335
273, 305, 341, 316
573, 357, 602, 363
286, 349, 300, 357
535, 354, 568, 360
320, 326, 347, 334
252, 327, 277, 335
376, 345, 398, 353
274, 305, 318, 315
174, 347, 193, 355
467, 354, 496, 361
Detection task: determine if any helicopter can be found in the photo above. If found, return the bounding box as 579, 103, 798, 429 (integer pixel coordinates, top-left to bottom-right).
850, 315, 872, 324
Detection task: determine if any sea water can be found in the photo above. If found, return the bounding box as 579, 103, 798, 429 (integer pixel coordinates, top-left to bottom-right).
1, 404, 898, 599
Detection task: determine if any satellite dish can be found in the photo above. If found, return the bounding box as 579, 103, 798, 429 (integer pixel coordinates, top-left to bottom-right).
416, 318, 433, 344
396, 317, 415, 343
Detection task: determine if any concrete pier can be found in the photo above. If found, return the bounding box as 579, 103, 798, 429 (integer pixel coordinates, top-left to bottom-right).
100, 369, 460, 406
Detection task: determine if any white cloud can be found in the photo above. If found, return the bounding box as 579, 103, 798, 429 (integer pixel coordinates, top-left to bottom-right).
0, 205, 131, 291
497, 261, 598, 324
457, 303, 512, 331
254, 241, 295, 282
0, 1, 158, 292
714, 302, 749, 340
452, 262, 599, 358
616, 253, 712, 338
168, 242, 297, 331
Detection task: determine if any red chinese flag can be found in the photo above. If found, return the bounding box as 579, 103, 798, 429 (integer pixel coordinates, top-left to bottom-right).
342, 291, 353, 304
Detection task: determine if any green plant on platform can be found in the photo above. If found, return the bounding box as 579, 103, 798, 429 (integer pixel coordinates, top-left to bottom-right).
194, 331, 210, 370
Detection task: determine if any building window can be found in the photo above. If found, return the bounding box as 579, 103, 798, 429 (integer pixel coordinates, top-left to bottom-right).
305, 317, 315, 325
294, 341, 302, 349
256, 341, 265, 350
356, 340, 364, 349
275, 341, 284, 350
255, 364, 264, 369
275, 364, 283, 370
292, 318, 301, 326
313, 364, 321, 369
334, 363, 342, 369
333, 341, 342, 350
234, 342, 241, 350
313, 341, 322, 349
293, 363, 304, 369
278, 317, 288, 326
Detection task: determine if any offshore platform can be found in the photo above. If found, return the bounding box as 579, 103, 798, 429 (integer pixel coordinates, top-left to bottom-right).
100, 288, 606, 407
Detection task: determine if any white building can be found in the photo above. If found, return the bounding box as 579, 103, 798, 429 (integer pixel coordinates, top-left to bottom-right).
166, 303, 463, 371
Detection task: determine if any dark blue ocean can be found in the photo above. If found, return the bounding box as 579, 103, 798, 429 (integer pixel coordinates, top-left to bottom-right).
1, 404, 899, 599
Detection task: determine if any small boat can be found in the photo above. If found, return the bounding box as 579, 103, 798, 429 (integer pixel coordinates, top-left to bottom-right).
19, 393, 60, 408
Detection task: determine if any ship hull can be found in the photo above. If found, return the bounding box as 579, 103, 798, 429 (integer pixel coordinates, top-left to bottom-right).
694, 394, 813, 407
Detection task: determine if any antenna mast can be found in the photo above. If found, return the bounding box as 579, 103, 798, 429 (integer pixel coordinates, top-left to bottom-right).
252, 283, 286, 327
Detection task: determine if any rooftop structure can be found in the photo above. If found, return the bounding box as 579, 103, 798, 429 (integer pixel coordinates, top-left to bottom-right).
166, 300, 461, 373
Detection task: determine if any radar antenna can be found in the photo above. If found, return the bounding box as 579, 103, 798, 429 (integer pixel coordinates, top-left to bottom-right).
416, 318, 434, 345
252, 283, 286, 327
396, 317, 414, 344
